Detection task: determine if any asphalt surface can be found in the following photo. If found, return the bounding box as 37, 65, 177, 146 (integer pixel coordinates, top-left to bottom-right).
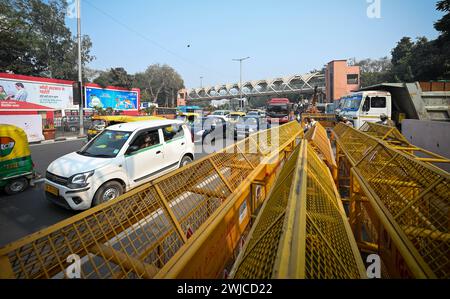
0, 138, 235, 247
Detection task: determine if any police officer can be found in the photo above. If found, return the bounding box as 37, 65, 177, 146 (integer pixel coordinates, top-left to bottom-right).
377, 113, 395, 127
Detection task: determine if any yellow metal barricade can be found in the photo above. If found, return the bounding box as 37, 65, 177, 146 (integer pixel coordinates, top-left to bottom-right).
302, 113, 337, 129
334, 123, 450, 278
230, 140, 366, 279
0, 122, 303, 279
305, 122, 337, 175
360, 122, 450, 165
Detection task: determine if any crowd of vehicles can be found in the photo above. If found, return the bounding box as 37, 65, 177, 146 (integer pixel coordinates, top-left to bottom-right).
4, 82, 448, 211
42, 105, 282, 210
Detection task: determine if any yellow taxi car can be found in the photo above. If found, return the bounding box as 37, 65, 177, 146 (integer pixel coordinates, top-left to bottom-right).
88, 115, 165, 141
228, 111, 246, 123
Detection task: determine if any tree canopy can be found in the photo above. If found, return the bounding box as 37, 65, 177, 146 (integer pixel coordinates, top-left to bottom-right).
133, 64, 185, 107
0, 0, 94, 80
94, 67, 134, 89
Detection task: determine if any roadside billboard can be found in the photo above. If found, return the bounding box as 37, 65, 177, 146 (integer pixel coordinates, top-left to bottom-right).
0, 73, 75, 110
0, 115, 44, 143
85, 84, 140, 111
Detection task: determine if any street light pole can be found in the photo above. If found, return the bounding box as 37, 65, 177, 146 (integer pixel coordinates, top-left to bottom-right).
232, 57, 250, 110
77, 0, 84, 136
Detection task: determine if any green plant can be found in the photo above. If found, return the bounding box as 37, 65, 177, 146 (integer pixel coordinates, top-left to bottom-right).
43, 120, 55, 130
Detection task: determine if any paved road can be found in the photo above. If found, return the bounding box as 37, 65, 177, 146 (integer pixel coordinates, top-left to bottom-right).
0, 138, 235, 247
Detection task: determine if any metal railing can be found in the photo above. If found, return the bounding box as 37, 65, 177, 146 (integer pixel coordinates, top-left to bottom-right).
359, 122, 450, 165
230, 140, 366, 279
334, 123, 450, 278
301, 113, 337, 129
0, 122, 303, 279
305, 122, 337, 174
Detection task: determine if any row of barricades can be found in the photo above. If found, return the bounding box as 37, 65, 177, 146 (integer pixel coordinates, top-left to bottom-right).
230, 139, 366, 278
359, 122, 450, 165
0, 122, 303, 279
333, 123, 449, 278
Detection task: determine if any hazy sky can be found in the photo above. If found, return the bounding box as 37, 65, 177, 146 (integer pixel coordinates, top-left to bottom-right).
66, 0, 443, 88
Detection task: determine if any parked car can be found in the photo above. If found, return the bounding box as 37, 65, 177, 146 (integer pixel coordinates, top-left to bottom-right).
62, 116, 91, 132
228, 111, 246, 124
45, 119, 195, 210
247, 109, 266, 117
234, 116, 267, 140
190, 117, 227, 143
210, 110, 231, 117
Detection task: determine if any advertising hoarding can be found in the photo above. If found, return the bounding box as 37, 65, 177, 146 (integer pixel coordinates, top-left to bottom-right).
0, 115, 44, 143
85, 84, 139, 111
0, 73, 74, 110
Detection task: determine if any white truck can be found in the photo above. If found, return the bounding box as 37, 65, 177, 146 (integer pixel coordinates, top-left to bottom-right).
337, 82, 450, 129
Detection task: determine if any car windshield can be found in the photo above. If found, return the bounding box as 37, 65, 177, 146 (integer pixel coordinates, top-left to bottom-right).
78, 130, 131, 158
212, 111, 224, 115
268, 105, 288, 114
230, 114, 241, 120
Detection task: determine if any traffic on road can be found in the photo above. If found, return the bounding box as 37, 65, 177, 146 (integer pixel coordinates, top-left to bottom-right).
0, 110, 273, 246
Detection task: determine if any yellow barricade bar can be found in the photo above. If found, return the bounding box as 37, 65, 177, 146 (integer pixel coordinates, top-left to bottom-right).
230, 140, 366, 279
334, 123, 450, 278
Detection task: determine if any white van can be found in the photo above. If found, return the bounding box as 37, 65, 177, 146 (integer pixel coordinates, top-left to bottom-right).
338, 91, 392, 129
45, 119, 195, 210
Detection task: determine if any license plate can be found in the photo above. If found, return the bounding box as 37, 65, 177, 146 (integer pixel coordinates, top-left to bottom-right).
45, 184, 59, 196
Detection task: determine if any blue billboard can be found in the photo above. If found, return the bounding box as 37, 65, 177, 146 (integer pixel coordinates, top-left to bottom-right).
85, 86, 139, 110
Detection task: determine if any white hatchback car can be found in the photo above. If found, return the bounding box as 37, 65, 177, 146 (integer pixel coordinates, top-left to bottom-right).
45, 119, 195, 210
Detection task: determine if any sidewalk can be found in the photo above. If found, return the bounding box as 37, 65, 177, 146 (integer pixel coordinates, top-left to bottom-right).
30, 135, 87, 145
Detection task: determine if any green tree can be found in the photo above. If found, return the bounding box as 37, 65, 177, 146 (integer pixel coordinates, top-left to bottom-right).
0, 0, 94, 79
94, 67, 134, 89
435, 0, 450, 41
434, 0, 450, 79
355, 57, 393, 87
390, 37, 415, 82
134, 64, 184, 107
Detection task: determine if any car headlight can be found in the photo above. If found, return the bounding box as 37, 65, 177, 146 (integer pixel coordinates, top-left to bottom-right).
68, 170, 94, 189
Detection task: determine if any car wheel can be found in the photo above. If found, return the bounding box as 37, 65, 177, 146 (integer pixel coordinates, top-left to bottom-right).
180, 155, 193, 168
4, 178, 29, 195
93, 181, 123, 206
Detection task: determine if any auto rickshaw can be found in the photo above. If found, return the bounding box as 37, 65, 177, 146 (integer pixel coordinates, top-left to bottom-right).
176, 112, 200, 124
0, 124, 36, 195
87, 115, 165, 141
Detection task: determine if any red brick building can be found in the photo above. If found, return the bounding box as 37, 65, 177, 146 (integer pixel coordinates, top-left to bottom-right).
325, 60, 360, 101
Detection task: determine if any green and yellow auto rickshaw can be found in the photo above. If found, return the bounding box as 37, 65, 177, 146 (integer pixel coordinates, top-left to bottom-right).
0, 124, 36, 195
